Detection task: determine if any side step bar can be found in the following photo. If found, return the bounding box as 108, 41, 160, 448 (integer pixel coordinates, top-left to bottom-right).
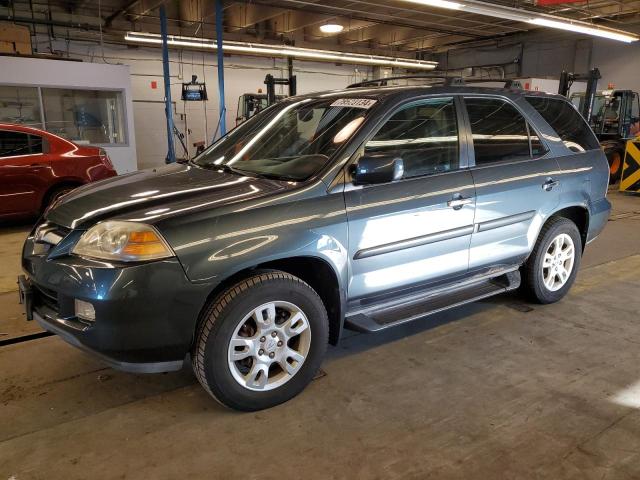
344, 270, 521, 333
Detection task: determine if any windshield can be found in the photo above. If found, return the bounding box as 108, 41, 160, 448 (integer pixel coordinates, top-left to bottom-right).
193, 97, 372, 181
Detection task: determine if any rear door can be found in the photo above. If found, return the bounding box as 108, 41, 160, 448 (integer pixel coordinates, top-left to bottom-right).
0, 130, 50, 217
462, 96, 560, 270
344, 96, 476, 300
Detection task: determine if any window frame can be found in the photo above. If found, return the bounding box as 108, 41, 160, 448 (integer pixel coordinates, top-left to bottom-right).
461, 94, 550, 170
0, 83, 129, 148
346, 94, 469, 186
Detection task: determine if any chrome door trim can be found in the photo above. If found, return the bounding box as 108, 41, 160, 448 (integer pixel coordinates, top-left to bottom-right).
476, 210, 536, 232
354, 224, 475, 260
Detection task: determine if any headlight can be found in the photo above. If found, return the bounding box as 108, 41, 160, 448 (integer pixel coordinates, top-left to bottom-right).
72, 221, 174, 262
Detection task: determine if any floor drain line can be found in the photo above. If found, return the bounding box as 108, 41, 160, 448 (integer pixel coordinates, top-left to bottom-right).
0, 331, 53, 347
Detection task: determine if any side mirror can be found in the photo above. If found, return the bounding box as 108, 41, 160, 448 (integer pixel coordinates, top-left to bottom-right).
353, 154, 404, 185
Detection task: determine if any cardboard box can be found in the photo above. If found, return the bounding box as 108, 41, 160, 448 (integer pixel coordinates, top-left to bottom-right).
0, 22, 32, 55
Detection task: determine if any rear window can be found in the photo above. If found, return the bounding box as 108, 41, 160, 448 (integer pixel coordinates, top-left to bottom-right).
526, 97, 600, 153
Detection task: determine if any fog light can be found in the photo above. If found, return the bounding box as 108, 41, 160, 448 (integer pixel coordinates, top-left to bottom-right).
74, 299, 96, 322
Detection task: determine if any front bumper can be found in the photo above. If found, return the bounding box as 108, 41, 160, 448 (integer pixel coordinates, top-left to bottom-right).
21, 234, 212, 373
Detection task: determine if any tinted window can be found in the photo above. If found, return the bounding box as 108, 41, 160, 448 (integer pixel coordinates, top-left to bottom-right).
526, 96, 600, 152
364, 97, 459, 178
0, 131, 42, 157
465, 97, 532, 165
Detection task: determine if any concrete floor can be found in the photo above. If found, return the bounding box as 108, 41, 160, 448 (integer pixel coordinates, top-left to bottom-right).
1, 191, 640, 479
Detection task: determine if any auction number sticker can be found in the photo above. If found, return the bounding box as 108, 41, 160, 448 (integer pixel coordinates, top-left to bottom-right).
330, 98, 377, 109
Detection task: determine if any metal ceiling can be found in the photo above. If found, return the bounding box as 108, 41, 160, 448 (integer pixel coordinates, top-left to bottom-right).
3, 0, 640, 54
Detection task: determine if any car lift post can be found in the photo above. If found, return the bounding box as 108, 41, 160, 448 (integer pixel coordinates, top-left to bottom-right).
159, 4, 176, 164
215, 0, 227, 138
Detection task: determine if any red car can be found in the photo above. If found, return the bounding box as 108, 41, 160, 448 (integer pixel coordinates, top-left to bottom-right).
0, 123, 117, 221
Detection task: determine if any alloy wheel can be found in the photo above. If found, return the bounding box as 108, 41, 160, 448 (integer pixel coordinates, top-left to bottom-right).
541, 233, 575, 292
227, 301, 311, 391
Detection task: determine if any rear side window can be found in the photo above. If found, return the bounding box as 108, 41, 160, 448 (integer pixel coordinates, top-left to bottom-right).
464, 97, 543, 166
526, 96, 600, 152
0, 130, 43, 157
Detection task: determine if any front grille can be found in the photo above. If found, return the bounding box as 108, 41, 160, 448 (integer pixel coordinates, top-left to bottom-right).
33, 284, 60, 313
34, 222, 71, 246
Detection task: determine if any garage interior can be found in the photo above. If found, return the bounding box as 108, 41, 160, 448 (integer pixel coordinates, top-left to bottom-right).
1, 0, 640, 477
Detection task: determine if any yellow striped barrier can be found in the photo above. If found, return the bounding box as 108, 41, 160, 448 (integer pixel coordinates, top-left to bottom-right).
620, 139, 640, 193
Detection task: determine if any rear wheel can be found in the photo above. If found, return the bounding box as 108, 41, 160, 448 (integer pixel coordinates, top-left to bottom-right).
192, 270, 328, 411
521, 217, 582, 304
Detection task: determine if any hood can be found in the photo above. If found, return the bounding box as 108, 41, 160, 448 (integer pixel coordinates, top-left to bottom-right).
46, 163, 291, 229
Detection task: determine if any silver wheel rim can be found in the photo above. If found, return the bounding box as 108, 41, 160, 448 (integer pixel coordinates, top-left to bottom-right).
542, 233, 575, 292
227, 301, 311, 392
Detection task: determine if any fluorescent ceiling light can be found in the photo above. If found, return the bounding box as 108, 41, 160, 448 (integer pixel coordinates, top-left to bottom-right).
527, 18, 638, 43
402, 0, 639, 43
320, 24, 344, 33
124, 32, 438, 70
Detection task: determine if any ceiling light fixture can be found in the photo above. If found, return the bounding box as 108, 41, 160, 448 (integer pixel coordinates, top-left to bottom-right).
124, 32, 438, 70
402, 0, 639, 43
320, 24, 345, 33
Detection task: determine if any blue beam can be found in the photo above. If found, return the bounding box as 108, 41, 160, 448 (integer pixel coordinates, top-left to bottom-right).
160, 4, 176, 164
215, 0, 227, 138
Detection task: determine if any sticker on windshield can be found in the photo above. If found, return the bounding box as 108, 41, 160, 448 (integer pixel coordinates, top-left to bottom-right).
330, 98, 377, 109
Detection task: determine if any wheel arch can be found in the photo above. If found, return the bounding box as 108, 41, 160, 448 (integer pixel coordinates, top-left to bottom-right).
548, 205, 590, 251
193, 255, 345, 347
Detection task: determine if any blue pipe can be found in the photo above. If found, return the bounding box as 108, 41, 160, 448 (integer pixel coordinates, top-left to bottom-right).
215, 0, 227, 138
160, 4, 176, 164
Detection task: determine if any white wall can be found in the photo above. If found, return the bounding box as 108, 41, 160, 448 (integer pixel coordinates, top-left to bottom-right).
0, 56, 137, 173
42, 39, 368, 171
591, 40, 640, 92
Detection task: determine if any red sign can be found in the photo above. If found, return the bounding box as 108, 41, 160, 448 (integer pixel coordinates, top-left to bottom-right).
536, 0, 585, 5
150, 80, 158, 89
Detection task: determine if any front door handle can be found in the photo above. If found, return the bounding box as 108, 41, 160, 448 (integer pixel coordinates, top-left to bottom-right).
542, 178, 559, 191
448, 196, 473, 210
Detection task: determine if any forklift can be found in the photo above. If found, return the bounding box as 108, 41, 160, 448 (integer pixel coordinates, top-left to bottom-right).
559, 68, 640, 183
235, 60, 297, 126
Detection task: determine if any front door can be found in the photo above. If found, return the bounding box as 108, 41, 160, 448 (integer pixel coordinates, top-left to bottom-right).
344, 96, 476, 301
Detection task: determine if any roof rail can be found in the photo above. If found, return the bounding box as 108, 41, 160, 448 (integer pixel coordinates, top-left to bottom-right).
347, 75, 453, 88
346, 75, 522, 90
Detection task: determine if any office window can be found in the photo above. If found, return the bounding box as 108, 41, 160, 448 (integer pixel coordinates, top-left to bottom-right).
0, 86, 42, 127
364, 97, 459, 178
42, 88, 126, 145
465, 97, 532, 165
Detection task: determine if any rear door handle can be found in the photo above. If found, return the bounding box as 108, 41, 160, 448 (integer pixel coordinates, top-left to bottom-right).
29, 163, 47, 169
542, 178, 559, 191
448, 197, 473, 210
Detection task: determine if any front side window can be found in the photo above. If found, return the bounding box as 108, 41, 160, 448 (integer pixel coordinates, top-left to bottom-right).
363, 97, 459, 178
526, 96, 600, 152
194, 98, 370, 181
0, 130, 42, 157
465, 97, 534, 166
42, 88, 126, 145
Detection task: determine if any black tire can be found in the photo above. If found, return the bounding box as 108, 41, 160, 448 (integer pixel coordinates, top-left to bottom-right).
521, 217, 582, 304
192, 270, 329, 411
602, 141, 625, 184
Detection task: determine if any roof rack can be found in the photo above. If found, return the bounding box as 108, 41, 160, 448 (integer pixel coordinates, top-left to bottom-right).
346, 75, 522, 90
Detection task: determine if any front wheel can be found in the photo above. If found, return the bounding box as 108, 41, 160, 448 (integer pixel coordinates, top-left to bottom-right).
521, 217, 582, 304
192, 271, 328, 411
